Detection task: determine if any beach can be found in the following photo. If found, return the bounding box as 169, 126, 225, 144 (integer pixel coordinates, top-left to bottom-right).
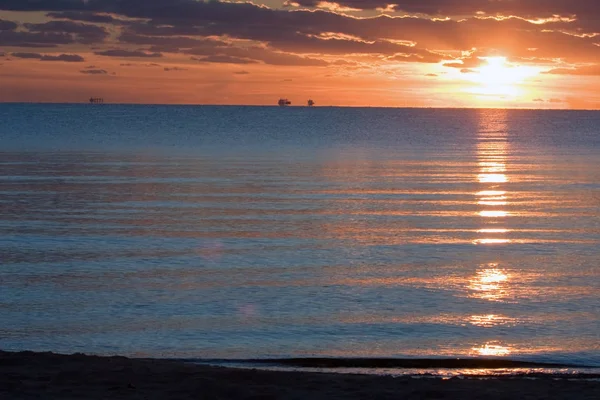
1, 350, 599, 399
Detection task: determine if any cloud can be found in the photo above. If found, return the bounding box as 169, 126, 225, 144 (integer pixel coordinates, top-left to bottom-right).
23, 20, 108, 44
291, 1, 390, 10
164, 66, 187, 71
292, 0, 600, 19
234, 70, 249, 75
237, 48, 328, 66
95, 49, 163, 58
2, 0, 600, 69
549, 98, 564, 103
46, 11, 119, 24
0, 30, 69, 47
387, 49, 447, 64
192, 55, 259, 64
544, 65, 600, 76
12, 52, 84, 62
460, 68, 476, 73
533, 98, 545, 102
11, 52, 42, 59
0, 18, 107, 47
444, 54, 488, 69
12, 0, 592, 20
0, 19, 18, 31
425, 73, 438, 77
120, 62, 161, 67
42, 53, 84, 61
80, 69, 107, 74
119, 31, 329, 66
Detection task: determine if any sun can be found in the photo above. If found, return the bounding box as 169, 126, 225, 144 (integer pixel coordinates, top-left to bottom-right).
465, 56, 540, 98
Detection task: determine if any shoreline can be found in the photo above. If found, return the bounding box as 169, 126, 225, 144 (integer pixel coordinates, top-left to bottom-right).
203, 357, 585, 369
2, 351, 599, 399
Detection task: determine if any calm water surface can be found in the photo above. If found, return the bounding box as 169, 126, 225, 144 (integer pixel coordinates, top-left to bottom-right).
1, 104, 599, 367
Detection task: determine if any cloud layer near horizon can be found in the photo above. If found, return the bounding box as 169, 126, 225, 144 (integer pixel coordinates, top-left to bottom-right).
1, 0, 599, 68
1, 0, 600, 106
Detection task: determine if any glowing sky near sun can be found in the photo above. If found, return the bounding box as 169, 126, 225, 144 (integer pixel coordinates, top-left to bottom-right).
1, 0, 600, 108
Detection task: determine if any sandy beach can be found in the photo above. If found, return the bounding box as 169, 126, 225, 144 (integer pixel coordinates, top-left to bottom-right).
1, 350, 599, 399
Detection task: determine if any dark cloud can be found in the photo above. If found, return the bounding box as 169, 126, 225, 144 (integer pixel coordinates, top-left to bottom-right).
95, 49, 163, 58
24, 20, 108, 44
80, 68, 107, 74
1, 0, 600, 68
234, 70, 249, 75
11, 52, 42, 59
101, 1, 595, 63
293, 0, 600, 19
0, 19, 18, 31
47, 11, 119, 24
192, 55, 259, 65
460, 68, 476, 73
12, 52, 84, 61
118, 31, 229, 53
1, 18, 107, 47
0, 30, 71, 47
0, 1, 88, 12
41, 53, 84, 61
164, 66, 187, 71
236, 47, 328, 66
2, 0, 600, 25
120, 31, 328, 66
120, 62, 161, 67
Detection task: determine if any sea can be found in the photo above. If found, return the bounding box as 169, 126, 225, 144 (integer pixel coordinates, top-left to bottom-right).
1, 104, 599, 374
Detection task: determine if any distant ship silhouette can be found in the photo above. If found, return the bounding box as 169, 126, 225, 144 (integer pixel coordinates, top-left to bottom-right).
307, 99, 315, 107
278, 98, 291, 107
89, 97, 104, 104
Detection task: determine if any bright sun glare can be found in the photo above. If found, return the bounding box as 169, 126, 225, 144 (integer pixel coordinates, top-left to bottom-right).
465, 56, 539, 99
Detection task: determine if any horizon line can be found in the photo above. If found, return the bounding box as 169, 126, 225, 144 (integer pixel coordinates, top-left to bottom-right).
1, 101, 598, 111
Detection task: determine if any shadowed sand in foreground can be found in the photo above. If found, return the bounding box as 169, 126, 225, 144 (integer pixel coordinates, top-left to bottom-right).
1, 351, 599, 399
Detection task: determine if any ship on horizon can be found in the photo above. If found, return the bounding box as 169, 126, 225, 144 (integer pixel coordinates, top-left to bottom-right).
278, 98, 291, 107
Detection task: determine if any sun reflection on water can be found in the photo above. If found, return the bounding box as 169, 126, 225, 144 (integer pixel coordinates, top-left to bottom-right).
477, 228, 509, 233
475, 110, 511, 245
479, 210, 509, 218
468, 264, 510, 301
473, 238, 511, 244
478, 173, 508, 183
476, 190, 506, 197
469, 314, 515, 328
472, 342, 512, 357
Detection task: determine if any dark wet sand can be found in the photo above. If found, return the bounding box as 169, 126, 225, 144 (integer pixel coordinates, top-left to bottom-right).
1, 350, 599, 399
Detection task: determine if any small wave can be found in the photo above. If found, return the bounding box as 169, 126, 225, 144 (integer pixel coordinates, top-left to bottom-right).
192, 357, 600, 380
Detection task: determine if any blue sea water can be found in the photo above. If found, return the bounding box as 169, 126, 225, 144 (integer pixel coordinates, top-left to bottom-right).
1, 104, 599, 368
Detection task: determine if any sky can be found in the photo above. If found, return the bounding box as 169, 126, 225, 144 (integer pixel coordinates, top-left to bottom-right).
1, 0, 600, 108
